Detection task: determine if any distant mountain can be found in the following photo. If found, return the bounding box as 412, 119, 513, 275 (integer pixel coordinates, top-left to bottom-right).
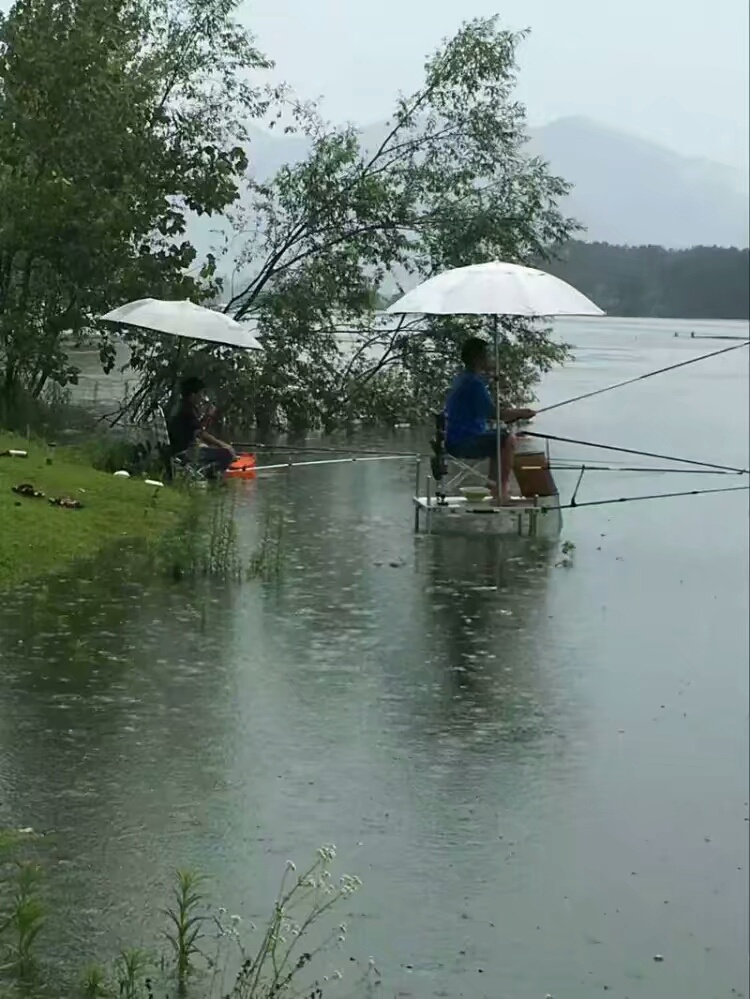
528, 117, 749, 248
189, 116, 749, 275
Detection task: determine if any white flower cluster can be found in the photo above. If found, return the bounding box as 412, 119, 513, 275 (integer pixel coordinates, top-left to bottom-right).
215, 907, 243, 940
317, 843, 337, 863
338, 873, 362, 897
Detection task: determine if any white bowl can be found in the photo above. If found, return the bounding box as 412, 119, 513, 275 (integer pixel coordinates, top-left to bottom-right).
460, 486, 491, 503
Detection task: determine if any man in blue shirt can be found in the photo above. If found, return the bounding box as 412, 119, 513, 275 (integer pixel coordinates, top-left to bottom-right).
444, 337, 536, 503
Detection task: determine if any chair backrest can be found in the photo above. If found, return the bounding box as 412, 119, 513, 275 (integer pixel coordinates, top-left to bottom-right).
429, 411, 447, 483
150, 406, 171, 451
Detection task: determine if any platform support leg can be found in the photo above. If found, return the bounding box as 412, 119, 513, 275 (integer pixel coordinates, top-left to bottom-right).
413, 458, 421, 534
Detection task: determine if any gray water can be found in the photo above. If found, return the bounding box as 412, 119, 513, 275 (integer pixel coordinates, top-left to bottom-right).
1, 317, 748, 998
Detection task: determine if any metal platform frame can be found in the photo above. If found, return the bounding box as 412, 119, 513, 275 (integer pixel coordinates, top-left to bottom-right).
411, 445, 563, 539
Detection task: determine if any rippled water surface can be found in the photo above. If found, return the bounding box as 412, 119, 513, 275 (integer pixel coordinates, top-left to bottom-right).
1, 317, 748, 998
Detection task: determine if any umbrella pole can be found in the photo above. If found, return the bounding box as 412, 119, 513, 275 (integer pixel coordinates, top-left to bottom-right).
493, 316, 502, 502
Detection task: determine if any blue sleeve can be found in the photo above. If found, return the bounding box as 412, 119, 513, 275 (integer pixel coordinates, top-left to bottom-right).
474, 378, 495, 419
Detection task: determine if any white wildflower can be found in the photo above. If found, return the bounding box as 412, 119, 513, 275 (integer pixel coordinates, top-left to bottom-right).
339, 873, 362, 895
230, 914, 242, 926
332, 970, 343, 980
317, 843, 337, 862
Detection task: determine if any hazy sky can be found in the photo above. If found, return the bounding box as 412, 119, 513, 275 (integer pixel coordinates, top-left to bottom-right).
245, 0, 749, 172
0, 0, 746, 170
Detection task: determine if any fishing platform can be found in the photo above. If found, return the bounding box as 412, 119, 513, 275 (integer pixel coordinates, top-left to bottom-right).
412, 415, 563, 538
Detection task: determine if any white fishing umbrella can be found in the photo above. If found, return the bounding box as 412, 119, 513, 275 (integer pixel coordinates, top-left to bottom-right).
386, 261, 604, 494
385, 261, 604, 318
100, 298, 263, 351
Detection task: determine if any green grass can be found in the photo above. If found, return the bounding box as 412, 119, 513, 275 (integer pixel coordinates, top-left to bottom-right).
0, 431, 187, 589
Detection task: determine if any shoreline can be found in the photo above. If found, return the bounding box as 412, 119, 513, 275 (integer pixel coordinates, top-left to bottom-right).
0, 432, 186, 589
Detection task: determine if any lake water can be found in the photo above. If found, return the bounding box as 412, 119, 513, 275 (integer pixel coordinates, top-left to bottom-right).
1, 317, 748, 997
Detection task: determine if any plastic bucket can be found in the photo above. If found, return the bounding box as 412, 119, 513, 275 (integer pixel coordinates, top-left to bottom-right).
225, 453, 257, 480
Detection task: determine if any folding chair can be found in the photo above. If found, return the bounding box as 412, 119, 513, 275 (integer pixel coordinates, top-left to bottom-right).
142, 407, 199, 484
429, 412, 489, 503
151, 407, 226, 484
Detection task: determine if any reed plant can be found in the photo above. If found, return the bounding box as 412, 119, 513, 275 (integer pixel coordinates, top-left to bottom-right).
0, 830, 45, 986
247, 505, 285, 582
149, 487, 243, 582
151, 488, 286, 585
0, 845, 377, 998
163, 870, 209, 993
0, 862, 45, 985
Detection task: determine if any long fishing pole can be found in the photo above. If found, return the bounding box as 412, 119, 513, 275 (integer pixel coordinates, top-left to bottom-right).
549, 464, 744, 475
233, 441, 421, 458
548, 483, 749, 512
537, 339, 749, 415
528, 432, 749, 475
256, 454, 417, 472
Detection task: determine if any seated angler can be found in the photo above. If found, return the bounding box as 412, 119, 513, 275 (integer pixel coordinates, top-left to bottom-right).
444, 337, 536, 503
167, 376, 237, 478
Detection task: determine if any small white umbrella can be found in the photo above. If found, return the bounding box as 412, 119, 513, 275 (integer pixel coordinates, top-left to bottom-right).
386, 261, 604, 494
100, 298, 263, 351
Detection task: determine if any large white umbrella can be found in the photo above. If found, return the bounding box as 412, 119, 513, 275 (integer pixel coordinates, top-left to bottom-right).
386, 261, 604, 494
385, 261, 604, 318
100, 298, 263, 351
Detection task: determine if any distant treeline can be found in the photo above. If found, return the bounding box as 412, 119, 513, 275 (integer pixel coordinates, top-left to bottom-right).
544, 242, 749, 320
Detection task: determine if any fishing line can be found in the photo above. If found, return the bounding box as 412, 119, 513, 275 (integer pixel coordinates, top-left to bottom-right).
537, 340, 749, 415
548, 483, 749, 513
528, 432, 749, 475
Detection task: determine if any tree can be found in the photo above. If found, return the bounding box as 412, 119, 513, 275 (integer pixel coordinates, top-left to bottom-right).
544, 242, 750, 319
0, 0, 269, 426
128, 16, 581, 433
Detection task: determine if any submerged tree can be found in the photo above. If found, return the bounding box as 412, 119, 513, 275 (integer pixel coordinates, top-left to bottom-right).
205, 16, 581, 432
0, 0, 270, 426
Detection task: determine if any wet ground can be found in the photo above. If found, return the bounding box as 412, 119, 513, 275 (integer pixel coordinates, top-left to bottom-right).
0, 317, 748, 997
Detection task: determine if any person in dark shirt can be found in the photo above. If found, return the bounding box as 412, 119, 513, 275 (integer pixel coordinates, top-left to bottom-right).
444, 337, 536, 503
167, 376, 236, 476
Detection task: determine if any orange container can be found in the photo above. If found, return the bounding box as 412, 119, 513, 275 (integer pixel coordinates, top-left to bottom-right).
225, 453, 257, 479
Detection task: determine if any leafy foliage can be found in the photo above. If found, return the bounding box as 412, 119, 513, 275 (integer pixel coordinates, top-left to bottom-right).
0, 0, 269, 425
124, 16, 581, 432
1, 7, 580, 435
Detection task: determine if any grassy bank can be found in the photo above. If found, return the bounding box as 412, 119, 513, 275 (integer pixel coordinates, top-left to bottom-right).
0, 431, 186, 589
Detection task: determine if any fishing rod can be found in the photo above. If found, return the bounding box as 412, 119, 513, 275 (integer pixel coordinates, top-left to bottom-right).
548, 483, 749, 513
233, 441, 421, 458
239, 438, 748, 475
549, 464, 745, 475
537, 339, 749, 415
528, 432, 749, 475
256, 454, 417, 472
